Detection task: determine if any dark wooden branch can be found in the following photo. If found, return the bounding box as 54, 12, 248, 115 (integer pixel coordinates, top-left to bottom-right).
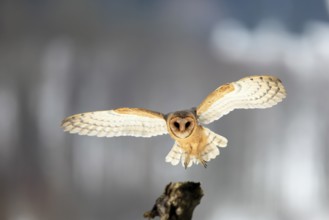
144, 182, 203, 220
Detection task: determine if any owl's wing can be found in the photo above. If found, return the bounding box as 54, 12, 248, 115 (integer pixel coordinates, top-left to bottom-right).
196, 75, 286, 124
61, 108, 168, 138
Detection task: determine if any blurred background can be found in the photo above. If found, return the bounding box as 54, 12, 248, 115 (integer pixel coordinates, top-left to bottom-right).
0, 0, 328, 219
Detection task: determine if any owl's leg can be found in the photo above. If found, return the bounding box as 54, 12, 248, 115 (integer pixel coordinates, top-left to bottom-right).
182, 144, 195, 168
184, 154, 191, 169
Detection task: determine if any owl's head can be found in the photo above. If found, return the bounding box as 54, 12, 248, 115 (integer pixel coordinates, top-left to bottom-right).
167, 110, 197, 139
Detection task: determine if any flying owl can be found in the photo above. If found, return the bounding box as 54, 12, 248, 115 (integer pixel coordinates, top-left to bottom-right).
61, 75, 286, 168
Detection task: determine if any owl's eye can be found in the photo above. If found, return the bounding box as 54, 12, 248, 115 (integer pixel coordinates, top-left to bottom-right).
174, 122, 180, 129
185, 121, 191, 129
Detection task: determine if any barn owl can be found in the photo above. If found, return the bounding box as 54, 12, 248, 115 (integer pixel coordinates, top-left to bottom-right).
61, 75, 286, 168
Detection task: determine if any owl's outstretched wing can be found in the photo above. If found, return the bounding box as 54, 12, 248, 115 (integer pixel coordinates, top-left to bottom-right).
196, 75, 286, 124
61, 108, 168, 138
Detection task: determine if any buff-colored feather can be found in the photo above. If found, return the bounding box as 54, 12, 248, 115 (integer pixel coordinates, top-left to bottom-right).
197, 75, 286, 124
61, 108, 168, 138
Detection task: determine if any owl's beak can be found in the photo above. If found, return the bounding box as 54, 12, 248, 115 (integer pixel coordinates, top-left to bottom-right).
177, 119, 190, 132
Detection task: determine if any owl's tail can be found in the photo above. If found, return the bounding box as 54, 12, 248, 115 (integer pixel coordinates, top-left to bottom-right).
201, 127, 228, 163
165, 142, 183, 166
165, 127, 228, 168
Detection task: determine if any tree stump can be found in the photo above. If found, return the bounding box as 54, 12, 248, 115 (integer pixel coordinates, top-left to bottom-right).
144, 182, 203, 220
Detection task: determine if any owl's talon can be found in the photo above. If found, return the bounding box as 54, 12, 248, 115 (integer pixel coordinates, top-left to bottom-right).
202, 161, 207, 168
199, 159, 207, 168
184, 162, 189, 169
